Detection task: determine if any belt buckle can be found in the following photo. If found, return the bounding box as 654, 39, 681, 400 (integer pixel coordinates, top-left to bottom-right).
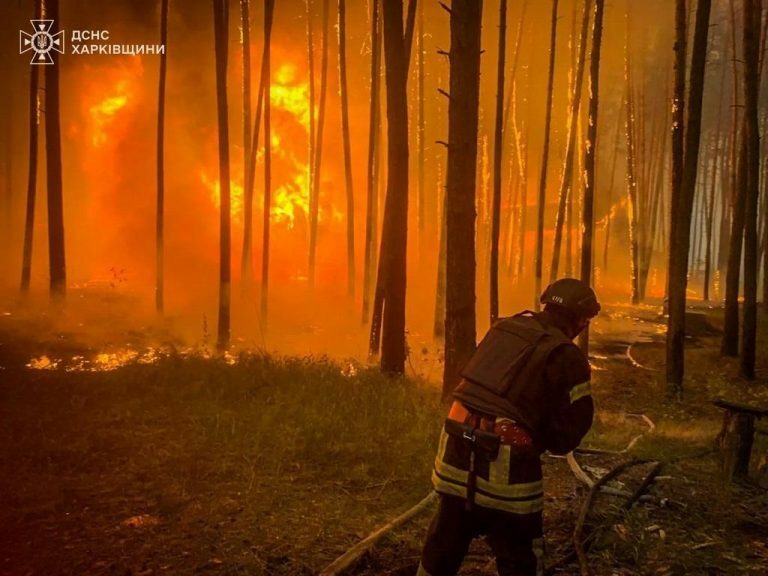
462, 431, 476, 443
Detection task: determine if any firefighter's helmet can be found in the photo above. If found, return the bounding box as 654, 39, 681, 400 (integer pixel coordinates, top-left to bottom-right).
540, 278, 601, 318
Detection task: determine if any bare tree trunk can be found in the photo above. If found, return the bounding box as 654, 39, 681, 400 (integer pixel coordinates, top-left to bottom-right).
723, 128, 747, 356
45, 0, 66, 300
551, 0, 591, 283
666, 0, 712, 398
306, 0, 316, 279
417, 0, 426, 262
309, 0, 330, 286
21, 0, 41, 294
490, 0, 507, 324
260, 0, 274, 321
362, 0, 381, 324
339, 0, 355, 298
239, 0, 252, 287
213, 0, 231, 350
578, 0, 604, 354
704, 73, 726, 302
516, 125, 530, 283
375, 0, 410, 375
602, 101, 624, 273
434, 183, 447, 338
534, 0, 559, 308
443, 0, 482, 398
156, 0, 169, 313
740, 0, 761, 380
624, 24, 641, 305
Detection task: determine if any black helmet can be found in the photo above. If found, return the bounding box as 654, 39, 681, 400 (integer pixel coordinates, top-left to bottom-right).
540, 278, 601, 318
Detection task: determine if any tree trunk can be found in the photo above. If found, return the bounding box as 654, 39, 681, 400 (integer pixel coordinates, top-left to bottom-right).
443, 0, 482, 398
602, 101, 624, 273
417, 0, 426, 262
261, 0, 275, 321
666, 0, 712, 398
740, 0, 761, 380
723, 128, 747, 356
239, 0, 253, 287
306, 0, 316, 280
309, 0, 330, 286
578, 0, 604, 354
156, 0, 169, 313
45, 0, 66, 300
213, 0, 231, 351
624, 21, 641, 305
490, 0, 507, 325
551, 0, 591, 283
338, 0, 355, 298
21, 0, 42, 294
376, 0, 410, 375
362, 0, 381, 324
434, 184, 447, 338
704, 65, 728, 301
534, 0, 559, 308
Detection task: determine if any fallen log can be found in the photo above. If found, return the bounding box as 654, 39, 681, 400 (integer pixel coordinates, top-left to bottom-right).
318, 491, 437, 576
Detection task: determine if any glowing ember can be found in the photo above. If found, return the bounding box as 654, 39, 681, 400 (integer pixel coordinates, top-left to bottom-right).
26, 355, 59, 370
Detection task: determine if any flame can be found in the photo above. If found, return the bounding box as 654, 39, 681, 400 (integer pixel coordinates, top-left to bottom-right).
89, 80, 130, 147
201, 63, 315, 229
201, 171, 245, 219
271, 64, 311, 127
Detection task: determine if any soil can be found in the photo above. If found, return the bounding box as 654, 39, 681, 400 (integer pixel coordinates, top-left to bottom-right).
0, 302, 767, 576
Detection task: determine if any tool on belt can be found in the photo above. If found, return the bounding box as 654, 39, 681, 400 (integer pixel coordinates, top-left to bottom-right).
444, 416, 499, 511
444, 401, 535, 511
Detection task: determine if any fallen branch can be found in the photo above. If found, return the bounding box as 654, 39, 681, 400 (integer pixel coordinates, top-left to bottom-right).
573, 459, 650, 576
621, 461, 664, 512
318, 491, 437, 576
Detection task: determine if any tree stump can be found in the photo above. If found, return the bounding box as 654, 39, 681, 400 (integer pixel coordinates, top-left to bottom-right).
713, 400, 768, 482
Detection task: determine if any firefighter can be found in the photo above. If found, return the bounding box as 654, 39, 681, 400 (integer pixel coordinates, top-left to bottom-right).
417, 278, 600, 576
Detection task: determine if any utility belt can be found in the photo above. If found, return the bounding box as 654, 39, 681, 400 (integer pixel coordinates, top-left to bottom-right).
444, 401, 535, 511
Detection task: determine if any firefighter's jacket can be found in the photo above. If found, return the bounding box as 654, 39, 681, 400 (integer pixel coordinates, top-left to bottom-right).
432, 311, 593, 516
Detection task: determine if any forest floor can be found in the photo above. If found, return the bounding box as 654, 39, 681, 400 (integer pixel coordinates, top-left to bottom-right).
0, 297, 767, 575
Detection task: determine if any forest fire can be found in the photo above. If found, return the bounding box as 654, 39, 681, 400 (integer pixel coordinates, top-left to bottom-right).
2, 1, 768, 575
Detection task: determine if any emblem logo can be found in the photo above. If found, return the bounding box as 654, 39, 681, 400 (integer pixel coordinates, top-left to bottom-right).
20, 20, 65, 65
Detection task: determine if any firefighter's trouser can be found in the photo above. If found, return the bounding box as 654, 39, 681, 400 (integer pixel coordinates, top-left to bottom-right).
417, 494, 543, 576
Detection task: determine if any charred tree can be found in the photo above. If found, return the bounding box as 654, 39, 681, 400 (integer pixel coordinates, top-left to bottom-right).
21, 0, 42, 294
417, 0, 426, 262
362, 0, 381, 323
339, 0, 355, 298
45, 0, 66, 299
578, 0, 604, 354
213, 0, 231, 350
155, 0, 169, 313
666, 0, 712, 398
625, 23, 641, 304
740, 0, 760, 380
372, 0, 410, 375
443, 0, 482, 398
261, 0, 275, 320
704, 70, 727, 302
550, 0, 591, 283
240, 0, 253, 286
723, 129, 747, 356
490, 0, 507, 324
534, 0, 559, 309
309, 0, 330, 286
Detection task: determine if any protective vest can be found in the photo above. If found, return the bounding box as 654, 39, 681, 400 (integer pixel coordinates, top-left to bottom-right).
453, 312, 573, 441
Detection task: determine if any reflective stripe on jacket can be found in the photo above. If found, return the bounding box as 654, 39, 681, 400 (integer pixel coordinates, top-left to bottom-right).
431, 424, 544, 515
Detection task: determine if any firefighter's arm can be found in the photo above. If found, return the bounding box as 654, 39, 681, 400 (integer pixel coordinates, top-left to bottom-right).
540, 344, 594, 455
